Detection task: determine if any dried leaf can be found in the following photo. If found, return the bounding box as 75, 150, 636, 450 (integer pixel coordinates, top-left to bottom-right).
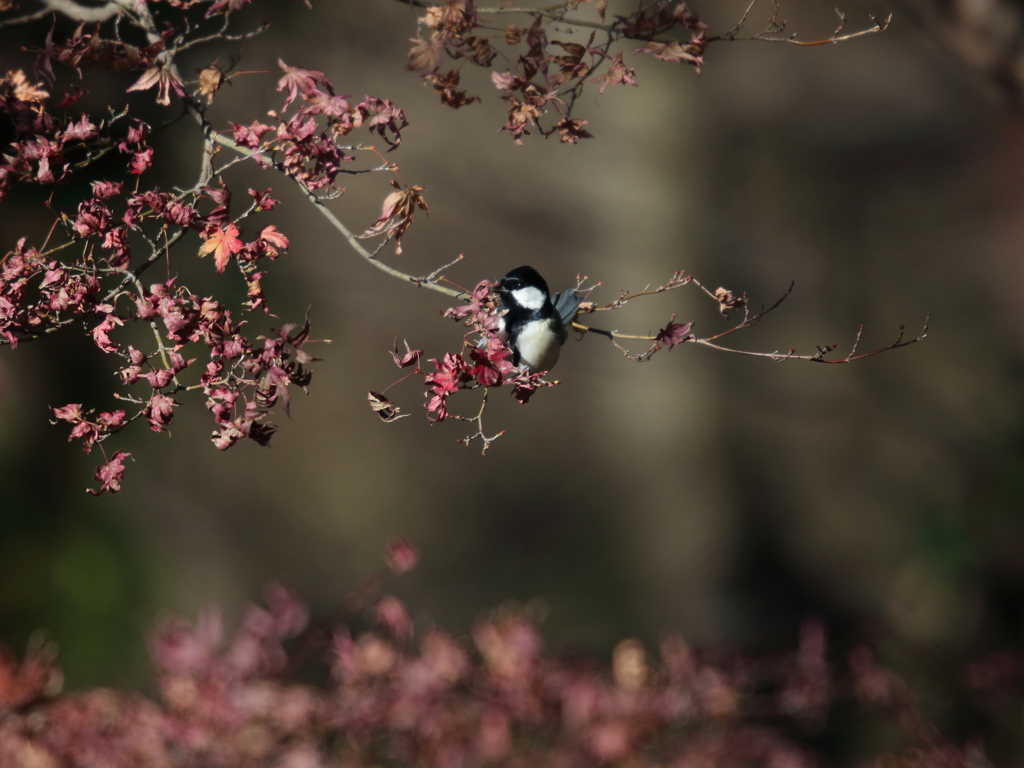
363, 181, 429, 253
715, 288, 746, 319
368, 391, 408, 422
197, 64, 225, 104
407, 33, 444, 73
427, 70, 480, 109
591, 52, 637, 95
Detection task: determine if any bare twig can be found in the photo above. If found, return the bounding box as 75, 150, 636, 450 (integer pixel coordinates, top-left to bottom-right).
586, 271, 692, 312
690, 314, 928, 362
572, 276, 926, 365
454, 389, 505, 454
710, 1, 891, 45
173, 20, 269, 54
412, 253, 465, 286
393, 0, 889, 48
720, 0, 762, 40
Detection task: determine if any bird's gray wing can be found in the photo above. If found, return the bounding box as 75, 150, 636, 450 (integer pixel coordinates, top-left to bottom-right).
552, 289, 581, 345
552, 289, 581, 326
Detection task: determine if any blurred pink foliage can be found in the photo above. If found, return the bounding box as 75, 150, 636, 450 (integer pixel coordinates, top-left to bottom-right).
0, 573, 1008, 767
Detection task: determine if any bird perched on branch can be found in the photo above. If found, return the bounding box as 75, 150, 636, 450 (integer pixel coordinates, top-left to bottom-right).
494, 266, 581, 373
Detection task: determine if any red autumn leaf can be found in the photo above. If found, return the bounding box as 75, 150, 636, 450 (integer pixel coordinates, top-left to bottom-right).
145, 368, 174, 389
55, 87, 86, 109
90, 314, 123, 353
87, 451, 131, 496
392, 341, 423, 369
129, 146, 154, 174
656, 317, 695, 350
143, 392, 178, 432
232, 121, 274, 150
277, 59, 333, 109
127, 65, 186, 106
198, 223, 244, 273
52, 403, 85, 424
259, 225, 289, 250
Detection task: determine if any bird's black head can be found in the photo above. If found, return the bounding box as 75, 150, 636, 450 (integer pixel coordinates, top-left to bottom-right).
499, 265, 550, 297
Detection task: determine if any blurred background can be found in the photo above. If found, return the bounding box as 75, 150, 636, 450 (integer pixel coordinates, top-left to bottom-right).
2, 0, 1024, 759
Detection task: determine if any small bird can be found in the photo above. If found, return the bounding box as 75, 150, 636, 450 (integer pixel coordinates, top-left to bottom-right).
495, 266, 581, 373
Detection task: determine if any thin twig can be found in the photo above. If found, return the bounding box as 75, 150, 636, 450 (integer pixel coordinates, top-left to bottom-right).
454, 389, 505, 454
412, 253, 465, 286
572, 276, 927, 365
173, 20, 269, 54
720, 0, 761, 40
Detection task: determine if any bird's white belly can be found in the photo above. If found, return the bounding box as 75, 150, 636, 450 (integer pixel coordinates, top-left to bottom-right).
516, 321, 561, 372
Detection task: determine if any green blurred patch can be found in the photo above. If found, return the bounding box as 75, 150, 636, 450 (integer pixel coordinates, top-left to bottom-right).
51, 532, 126, 615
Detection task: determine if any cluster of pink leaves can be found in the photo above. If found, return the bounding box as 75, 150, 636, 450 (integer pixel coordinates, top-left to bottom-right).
370, 280, 555, 430
406, 0, 708, 143
0, 0, 418, 494
0, 540, 1007, 768
0, 70, 102, 202
232, 60, 406, 191
48, 284, 318, 494
1, 83, 312, 493
237, 60, 419, 251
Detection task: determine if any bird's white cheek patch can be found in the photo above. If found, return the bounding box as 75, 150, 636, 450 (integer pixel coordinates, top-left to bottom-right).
512, 286, 547, 310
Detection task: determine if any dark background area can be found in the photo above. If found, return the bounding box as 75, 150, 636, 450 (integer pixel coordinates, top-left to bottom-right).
2, 0, 1024, 761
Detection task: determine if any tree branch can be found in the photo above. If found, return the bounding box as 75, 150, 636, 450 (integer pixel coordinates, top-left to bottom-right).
126, 2, 468, 302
